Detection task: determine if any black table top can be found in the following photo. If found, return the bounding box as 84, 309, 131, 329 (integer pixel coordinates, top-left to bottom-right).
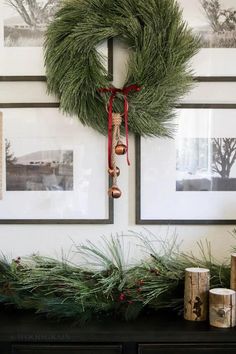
0, 307, 235, 343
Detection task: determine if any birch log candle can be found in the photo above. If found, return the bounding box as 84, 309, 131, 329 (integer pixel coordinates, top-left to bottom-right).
184, 268, 210, 321
230, 254, 236, 290
209, 288, 236, 328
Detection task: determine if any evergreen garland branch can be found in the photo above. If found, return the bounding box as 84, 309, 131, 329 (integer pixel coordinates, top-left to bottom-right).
0, 232, 231, 322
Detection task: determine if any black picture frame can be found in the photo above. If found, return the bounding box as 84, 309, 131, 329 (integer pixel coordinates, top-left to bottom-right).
178, 0, 236, 79
194, 77, 236, 82
0, 38, 114, 82
136, 103, 236, 225
0, 104, 114, 224
0, 39, 114, 224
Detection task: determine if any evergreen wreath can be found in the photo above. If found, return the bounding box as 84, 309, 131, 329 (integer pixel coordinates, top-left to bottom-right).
44, 0, 199, 137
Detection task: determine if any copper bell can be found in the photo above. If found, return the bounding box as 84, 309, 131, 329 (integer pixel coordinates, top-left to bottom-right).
108, 166, 120, 177
115, 141, 127, 155
108, 185, 122, 199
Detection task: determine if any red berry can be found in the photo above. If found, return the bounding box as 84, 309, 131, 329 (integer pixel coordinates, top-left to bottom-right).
119, 293, 126, 301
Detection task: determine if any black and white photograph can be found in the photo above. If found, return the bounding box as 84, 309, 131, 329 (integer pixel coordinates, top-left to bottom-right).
6, 138, 73, 191
178, 0, 236, 76
200, 0, 236, 47
3, 0, 60, 47
179, 0, 236, 48
176, 137, 236, 191
0, 107, 111, 223
137, 107, 236, 224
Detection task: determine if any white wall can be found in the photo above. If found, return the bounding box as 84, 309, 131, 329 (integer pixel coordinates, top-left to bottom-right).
0, 40, 235, 262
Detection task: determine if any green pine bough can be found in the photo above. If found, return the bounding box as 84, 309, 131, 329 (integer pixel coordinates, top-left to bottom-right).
44, 0, 199, 137
0, 232, 231, 323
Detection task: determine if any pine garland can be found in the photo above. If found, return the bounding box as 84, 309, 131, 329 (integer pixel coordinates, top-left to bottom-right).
0, 232, 231, 323
44, 0, 199, 137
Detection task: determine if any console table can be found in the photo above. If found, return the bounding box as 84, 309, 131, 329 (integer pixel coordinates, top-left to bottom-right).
0, 308, 236, 354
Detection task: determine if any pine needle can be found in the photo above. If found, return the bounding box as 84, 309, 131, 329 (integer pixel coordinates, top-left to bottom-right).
0, 231, 231, 322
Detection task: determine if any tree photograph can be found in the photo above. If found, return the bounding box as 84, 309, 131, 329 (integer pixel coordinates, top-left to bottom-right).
5, 139, 17, 165
212, 138, 236, 178
201, 0, 236, 47
3, 0, 60, 47
176, 137, 236, 191
178, 0, 236, 47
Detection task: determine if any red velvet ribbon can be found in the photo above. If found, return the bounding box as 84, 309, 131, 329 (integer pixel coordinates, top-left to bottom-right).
99, 85, 141, 170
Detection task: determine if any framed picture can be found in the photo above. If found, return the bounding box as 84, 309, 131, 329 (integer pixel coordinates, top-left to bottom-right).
0, 105, 113, 224
178, 0, 236, 78
0, 81, 58, 105
136, 103, 236, 224
182, 81, 236, 103
0, 0, 112, 77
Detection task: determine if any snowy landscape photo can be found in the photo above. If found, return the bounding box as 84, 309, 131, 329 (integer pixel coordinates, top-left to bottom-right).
3, 0, 60, 47
5, 138, 73, 191
179, 0, 236, 47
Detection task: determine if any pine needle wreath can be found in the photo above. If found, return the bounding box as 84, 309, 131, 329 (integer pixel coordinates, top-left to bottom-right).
44, 0, 199, 137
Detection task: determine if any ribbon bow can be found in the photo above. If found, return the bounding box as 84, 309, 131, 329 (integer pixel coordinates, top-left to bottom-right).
99, 84, 141, 169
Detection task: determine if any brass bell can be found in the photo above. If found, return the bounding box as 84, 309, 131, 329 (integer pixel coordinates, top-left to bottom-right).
115, 141, 127, 155
108, 166, 120, 177
108, 185, 122, 199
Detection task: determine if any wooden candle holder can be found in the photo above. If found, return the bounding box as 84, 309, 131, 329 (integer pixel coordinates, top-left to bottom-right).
230, 254, 236, 291
184, 267, 210, 321
209, 288, 236, 328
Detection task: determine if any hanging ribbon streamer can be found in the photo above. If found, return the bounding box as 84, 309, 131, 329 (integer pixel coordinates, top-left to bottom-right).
99, 85, 141, 199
